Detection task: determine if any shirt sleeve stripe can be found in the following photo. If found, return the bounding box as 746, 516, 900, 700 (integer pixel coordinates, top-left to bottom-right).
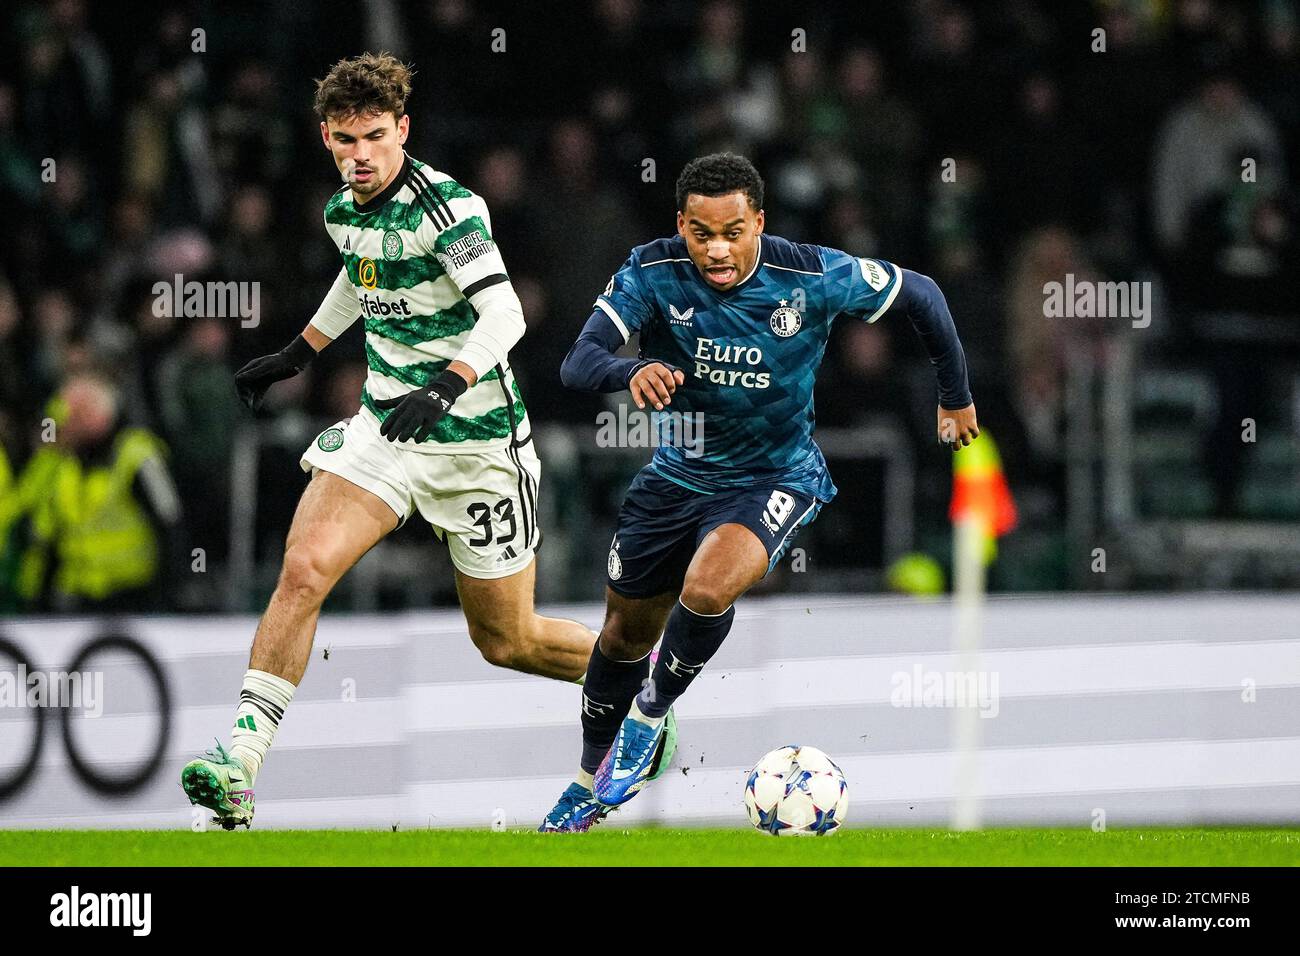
594, 297, 630, 342
866, 263, 903, 324
408, 165, 456, 229
461, 273, 511, 299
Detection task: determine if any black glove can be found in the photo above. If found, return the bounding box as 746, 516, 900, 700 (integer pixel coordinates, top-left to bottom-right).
234, 335, 317, 410
374, 370, 469, 443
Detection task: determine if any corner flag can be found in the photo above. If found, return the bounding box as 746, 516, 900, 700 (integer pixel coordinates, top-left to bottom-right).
949, 429, 1016, 830
949, 430, 1017, 561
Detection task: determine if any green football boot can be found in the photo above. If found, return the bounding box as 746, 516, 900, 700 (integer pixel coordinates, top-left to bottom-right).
647, 707, 678, 782
181, 740, 255, 830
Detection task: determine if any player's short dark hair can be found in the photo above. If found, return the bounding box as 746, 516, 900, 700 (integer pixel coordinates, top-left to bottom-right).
675, 153, 764, 212
314, 52, 413, 122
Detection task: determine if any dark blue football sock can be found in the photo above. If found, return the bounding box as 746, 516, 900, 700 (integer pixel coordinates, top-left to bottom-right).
579, 642, 651, 775
636, 601, 736, 719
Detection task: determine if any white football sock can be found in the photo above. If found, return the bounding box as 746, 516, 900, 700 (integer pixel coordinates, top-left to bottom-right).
229, 669, 295, 786
627, 697, 664, 729
576, 769, 595, 791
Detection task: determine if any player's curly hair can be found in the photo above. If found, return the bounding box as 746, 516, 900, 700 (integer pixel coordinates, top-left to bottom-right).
314, 52, 413, 121
675, 153, 764, 212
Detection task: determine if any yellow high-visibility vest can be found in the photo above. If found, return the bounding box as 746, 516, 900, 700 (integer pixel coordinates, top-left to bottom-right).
0, 440, 17, 597
19, 429, 167, 601
7, 443, 64, 599
0, 439, 13, 528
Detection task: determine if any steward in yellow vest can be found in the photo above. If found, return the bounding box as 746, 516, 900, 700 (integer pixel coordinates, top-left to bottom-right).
12, 375, 180, 610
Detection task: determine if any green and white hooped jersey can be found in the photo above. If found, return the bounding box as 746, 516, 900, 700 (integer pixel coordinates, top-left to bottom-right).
324, 154, 529, 453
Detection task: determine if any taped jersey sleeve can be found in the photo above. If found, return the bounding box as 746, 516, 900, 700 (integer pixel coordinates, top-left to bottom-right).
308, 267, 361, 339
458, 281, 526, 380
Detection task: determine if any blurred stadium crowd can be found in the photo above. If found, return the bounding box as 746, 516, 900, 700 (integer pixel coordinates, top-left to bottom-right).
0, 0, 1296, 611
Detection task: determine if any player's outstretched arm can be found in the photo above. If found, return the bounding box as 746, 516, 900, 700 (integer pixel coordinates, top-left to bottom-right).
233, 268, 358, 410
895, 269, 978, 447
560, 310, 683, 409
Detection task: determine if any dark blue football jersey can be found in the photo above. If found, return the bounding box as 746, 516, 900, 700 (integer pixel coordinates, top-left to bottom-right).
594, 233, 903, 501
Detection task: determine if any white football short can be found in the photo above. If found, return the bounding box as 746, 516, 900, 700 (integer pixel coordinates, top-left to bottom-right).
300, 409, 541, 579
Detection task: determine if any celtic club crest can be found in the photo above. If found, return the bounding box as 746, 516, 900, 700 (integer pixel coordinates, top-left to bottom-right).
382, 230, 403, 260
317, 427, 344, 452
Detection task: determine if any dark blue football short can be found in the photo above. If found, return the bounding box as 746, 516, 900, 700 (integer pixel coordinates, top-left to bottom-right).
605, 465, 822, 598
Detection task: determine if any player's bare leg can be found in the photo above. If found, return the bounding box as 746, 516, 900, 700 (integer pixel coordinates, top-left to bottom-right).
598, 587, 680, 660
593, 523, 767, 806
454, 559, 596, 682
249, 472, 398, 682
556, 520, 767, 666
678, 522, 769, 614
182, 471, 398, 827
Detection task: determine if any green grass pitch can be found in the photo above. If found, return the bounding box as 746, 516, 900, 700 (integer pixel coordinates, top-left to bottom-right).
1, 828, 1296, 867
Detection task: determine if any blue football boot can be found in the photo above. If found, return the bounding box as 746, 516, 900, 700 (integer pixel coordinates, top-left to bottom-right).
538, 782, 610, 833
593, 701, 670, 807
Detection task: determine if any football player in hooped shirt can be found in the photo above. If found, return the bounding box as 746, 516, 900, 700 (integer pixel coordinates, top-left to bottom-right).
537, 153, 978, 831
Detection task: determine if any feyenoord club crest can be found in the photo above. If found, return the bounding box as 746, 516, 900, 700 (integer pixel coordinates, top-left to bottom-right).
607, 537, 623, 580
382, 230, 403, 260
770, 299, 802, 337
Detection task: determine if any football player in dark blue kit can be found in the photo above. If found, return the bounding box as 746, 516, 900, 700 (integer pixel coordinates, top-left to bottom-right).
538, 153, 978, 831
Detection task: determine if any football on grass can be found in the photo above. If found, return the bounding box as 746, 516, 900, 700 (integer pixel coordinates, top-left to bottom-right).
744, 745, 849, 835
